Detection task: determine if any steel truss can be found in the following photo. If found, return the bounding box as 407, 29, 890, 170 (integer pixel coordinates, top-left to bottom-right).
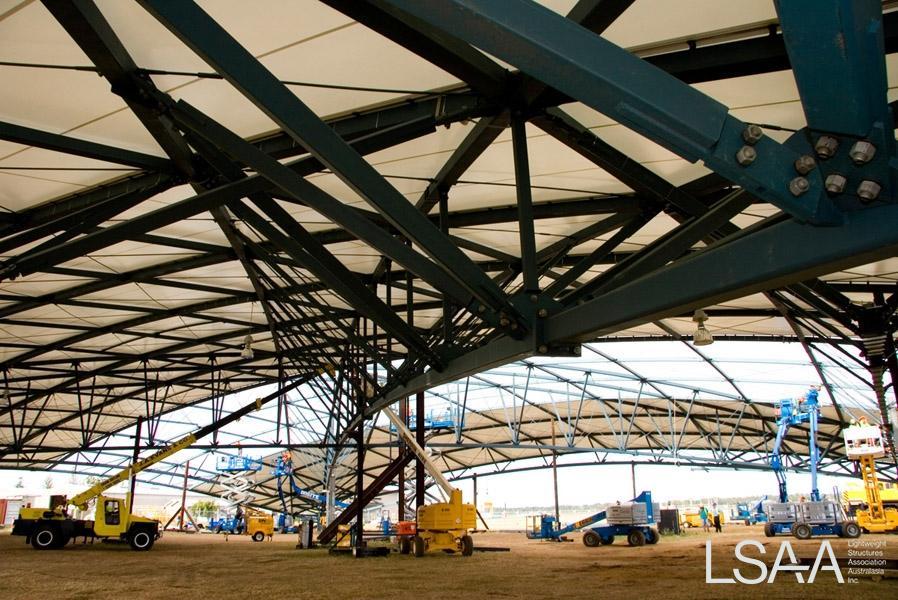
0, 1, 897, 508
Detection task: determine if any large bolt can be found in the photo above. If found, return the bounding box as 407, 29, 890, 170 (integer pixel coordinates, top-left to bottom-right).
788, 176, 810, 196
477, 304, 486, 314
849, 140, 876, 165
537, 308, 548, 318
538, 344, 549, 354
735, 145, 757, 166
742, 124, 763, 145
857, 180, 882, 203
814, 135, 839, 159
824, 173, 847, 195
793, 155, 816, 175
499, 317, 510, 327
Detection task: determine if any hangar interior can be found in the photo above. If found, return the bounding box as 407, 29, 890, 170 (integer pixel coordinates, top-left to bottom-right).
1, 0, 897, 553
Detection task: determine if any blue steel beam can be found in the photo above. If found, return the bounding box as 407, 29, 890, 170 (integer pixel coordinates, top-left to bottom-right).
138, 0, 527, 334
354, 200, 898, 428
564, 0, 635, 35
0, 120, 172, 172
168, 100, 485, 324
547, 203, 898, 342
383, 0, 842, 225
41, 0, 196, 178
227, 198, 442, 368
320, 0, 509, 98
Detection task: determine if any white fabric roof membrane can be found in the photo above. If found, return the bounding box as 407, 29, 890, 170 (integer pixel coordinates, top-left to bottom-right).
0, 1, 896, 501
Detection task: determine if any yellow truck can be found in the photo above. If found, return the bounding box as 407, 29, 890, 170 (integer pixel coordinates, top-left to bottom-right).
842, 481, 898, 510
12, 393, 274, 551
8, 438, 196, 551
680, 507, 726, 528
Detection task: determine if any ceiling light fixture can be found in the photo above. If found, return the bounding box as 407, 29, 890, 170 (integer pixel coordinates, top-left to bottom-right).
240, 334, 254, 360
692, 309, 713, 346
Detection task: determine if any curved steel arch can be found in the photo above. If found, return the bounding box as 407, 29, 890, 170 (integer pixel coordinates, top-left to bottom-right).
0, 1, 896, 510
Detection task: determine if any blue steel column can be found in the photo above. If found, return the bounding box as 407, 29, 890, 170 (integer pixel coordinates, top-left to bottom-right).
775, 0, 896, 210
416, 391, 425, 509
776, 0, 890, 137
512, 117, 538, 293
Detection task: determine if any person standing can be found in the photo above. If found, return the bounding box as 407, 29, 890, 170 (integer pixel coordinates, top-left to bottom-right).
713, 503, 722, 533
699, 505, 710, 532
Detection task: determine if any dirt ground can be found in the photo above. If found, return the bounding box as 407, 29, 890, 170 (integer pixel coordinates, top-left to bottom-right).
0, 526, 894, 600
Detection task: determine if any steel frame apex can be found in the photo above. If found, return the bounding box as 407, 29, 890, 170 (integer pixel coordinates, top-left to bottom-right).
383, 0, 847, 225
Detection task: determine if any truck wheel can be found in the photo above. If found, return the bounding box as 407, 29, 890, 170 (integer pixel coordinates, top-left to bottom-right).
763, 523, 775, 537
792, 523, 812, 540
213, 525, 221, 534
843, 521, 861, 539
582, 531, 601, 547
461, 535, 474, 557
399, 538, 411, 555
129, 528, 155, 551
645, 528, 659, 545
413, 535, 425, 557
252, 531, 265, 542
627, 529, 645, 547
600, 535, 614, 545
31, 524, 59, 550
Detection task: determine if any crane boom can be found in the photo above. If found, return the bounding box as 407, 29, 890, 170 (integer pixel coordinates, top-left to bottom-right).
769, 386, 820, 503
382, 407, 454, 497
69, 376, 308, 510
70, 433, 198, 510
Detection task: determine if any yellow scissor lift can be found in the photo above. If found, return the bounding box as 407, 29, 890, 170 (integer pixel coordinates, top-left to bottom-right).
843, 420, 898, 533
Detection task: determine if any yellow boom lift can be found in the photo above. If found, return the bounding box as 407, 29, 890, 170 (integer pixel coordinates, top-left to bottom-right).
383, 407, 476, 557
842, 419, 898, 533
12, 385, 289, 551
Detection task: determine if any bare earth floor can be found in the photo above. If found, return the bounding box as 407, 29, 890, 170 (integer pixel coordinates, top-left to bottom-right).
0, 527, 894, 599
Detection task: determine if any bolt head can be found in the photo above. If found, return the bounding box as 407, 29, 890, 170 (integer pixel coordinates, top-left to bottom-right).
499, 317, 510, 327
537, 308, 548, 318
529, 294, 539, 302
793, 155, 816, 175
814, 136, 839, 159
788, 176, 810, 196
477, 304, 486, 313
849, 140, 876, 165
742, 124, 763, 145
735, 145, 757, 167
857, 180, 882, 203
824, 173, 848, 195
538, 344, 548, 354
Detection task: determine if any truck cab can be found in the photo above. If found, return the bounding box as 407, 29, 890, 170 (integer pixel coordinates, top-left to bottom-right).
92, 494, 158, 547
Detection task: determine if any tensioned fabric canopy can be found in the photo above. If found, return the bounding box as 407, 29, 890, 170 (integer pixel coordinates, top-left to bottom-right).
1, 1, 897, 502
